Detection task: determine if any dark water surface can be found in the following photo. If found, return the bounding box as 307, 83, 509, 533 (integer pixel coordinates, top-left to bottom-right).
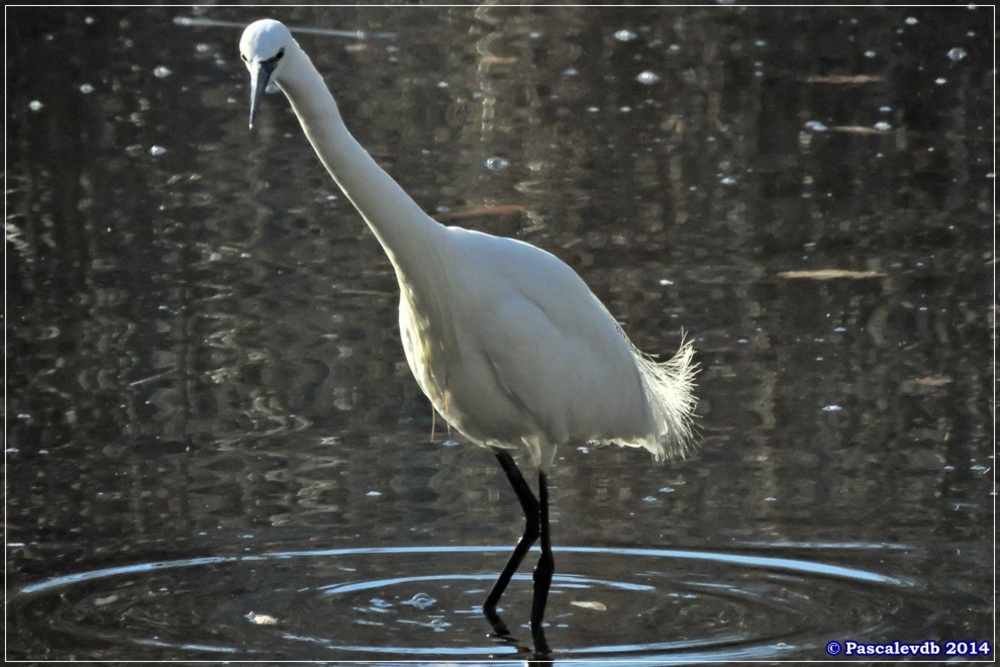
7, 5, 994, 662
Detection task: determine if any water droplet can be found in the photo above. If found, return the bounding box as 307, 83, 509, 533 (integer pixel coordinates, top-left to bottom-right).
79, 83, 95, 94
874, 121, 892, 131
562, 66, 579, 77
864, 49, 877, 58
484, 156, 509, 171
822, 405, 843, 412
614, 29, 638, 42
642, 496, 658, 503
947, 47, 968, 61
764, 496, 778, 503
934, 77, 947, 85
720, 176, 736, 186
153, 65, 172, 79
436, 80, 449, 89
905, 16, 919, 25
149, 145, 167, 157
619, 105, 632, 113
365, 490, 382, 497
636, 70, 661, 85
28, 100, 43, 111
659, 486, 676, 493
879, 105, 892, 113
804, 120, 828, 132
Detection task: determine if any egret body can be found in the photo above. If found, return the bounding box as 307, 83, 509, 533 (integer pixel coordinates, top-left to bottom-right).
238, 18, 697, 651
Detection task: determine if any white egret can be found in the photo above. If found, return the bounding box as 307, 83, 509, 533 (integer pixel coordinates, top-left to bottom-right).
238, 18, 697, 651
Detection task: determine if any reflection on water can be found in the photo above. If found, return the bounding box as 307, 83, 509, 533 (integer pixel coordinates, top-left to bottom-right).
7, 5, 993, 661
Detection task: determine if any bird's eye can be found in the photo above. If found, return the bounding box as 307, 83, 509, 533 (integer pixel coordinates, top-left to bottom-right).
276, 48, 285, 60
240, 53, 248, 63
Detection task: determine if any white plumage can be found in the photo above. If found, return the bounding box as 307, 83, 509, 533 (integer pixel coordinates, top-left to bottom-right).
239, 18, 697, 651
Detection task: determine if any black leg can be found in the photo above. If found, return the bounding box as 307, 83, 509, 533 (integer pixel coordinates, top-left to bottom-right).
483, 448, 540, 614
531, 470, 554, 653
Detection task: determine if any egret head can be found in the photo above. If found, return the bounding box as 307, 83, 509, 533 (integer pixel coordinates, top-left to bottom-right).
239, 19, 294, 129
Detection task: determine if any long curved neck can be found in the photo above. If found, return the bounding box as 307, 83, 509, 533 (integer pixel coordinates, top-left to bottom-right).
276, 43, 444, 277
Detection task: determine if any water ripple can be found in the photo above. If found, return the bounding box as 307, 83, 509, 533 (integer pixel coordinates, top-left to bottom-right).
9, 544, 955, 661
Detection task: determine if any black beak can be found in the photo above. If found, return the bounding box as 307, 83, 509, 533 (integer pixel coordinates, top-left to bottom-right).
248, 59, 278, 129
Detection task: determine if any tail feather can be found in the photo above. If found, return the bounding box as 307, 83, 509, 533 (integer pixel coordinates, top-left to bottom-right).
635, 336, 699, 461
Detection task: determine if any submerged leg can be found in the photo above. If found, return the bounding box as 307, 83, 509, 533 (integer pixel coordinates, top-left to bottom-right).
483, 448, 540, 614
531, 470, 554, 652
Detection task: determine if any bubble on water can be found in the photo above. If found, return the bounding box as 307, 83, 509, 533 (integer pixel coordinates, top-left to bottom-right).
822, 405, 843, 412
484, 156, 509, 171
864, 50, 877, 58
149, 145, 167, 157
401, 592, 436, 610
804, 120, 828, 132
947, 47, 968, 61
934, 77, 947, 85
563, 66, 579, 77
28, 100, 43, 111
79, 83, 95, 94
614, 29, 638, 42
720, 176, 736, 186
904, 16, 918, 25
873, 121, 892, 131
879, 105, 892, 113
153, 65, 172, 79
365, 490, 382, 497
636, 70, 660, 85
